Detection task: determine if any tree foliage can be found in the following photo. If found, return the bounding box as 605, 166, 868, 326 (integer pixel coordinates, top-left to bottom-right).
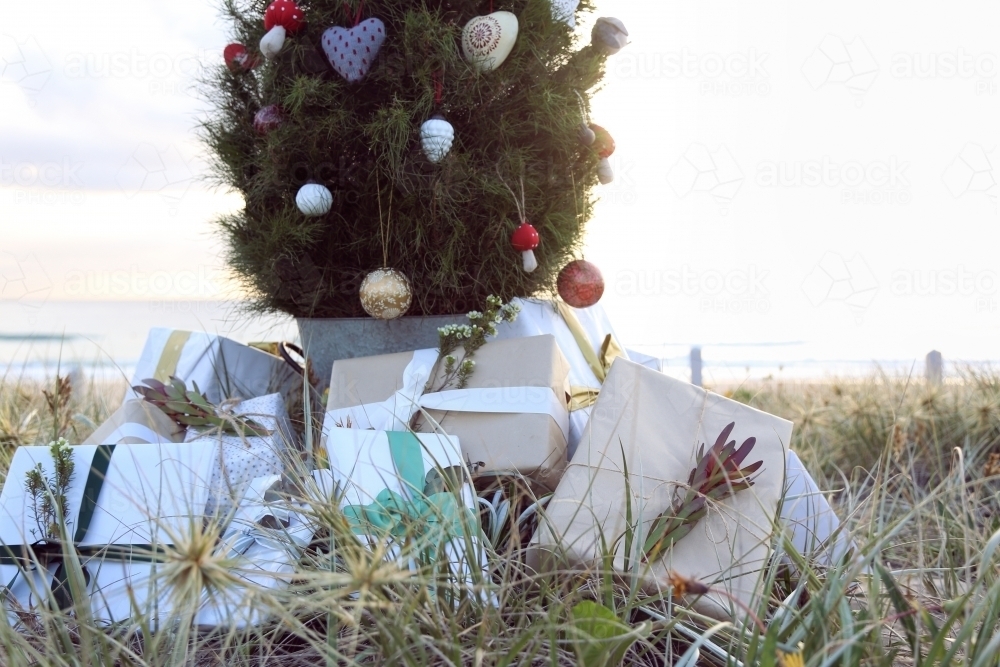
203, 0, 609, 317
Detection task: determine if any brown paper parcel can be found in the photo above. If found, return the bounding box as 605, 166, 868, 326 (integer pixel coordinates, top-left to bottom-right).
83, 399, 185, 445
325, 335, 572, 482
530, 359, 792, 617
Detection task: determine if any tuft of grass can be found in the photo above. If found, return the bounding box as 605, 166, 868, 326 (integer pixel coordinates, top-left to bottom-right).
0, 369, 998, 665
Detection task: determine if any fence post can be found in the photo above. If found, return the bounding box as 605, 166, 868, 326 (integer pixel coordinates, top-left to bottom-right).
925, 350, 943, 384
690, 346, 702, 387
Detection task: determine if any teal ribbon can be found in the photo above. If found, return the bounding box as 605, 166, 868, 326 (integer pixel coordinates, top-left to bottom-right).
342, 432, 473, 550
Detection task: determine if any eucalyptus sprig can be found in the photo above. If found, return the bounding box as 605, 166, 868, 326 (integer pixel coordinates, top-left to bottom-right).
25, 438, 75, 542
642, 422, 763, 563
132, 377, 271, 437
430, 295, 520, 392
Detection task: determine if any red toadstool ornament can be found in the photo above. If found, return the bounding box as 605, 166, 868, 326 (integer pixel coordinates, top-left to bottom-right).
558, 259, 605, 308
261, 0, 305, 60
224, 43, 258, 72
511, 221, 540, 273
590, 124, 616, 184
254, 105, 283, 134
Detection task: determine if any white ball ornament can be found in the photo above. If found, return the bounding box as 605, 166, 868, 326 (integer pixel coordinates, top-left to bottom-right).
420, 114, 454, 163
592, 17, 629, 55
360, 268, 413, 320
295, 183, 333, 217
462, 11, 519, 72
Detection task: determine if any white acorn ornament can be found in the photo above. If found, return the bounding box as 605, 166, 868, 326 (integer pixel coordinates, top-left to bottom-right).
295, 183, 333, 216
421, 114, 454, 164
462, 11, 519, 72
577, 123, 596, 146
360, 268, 412, 319
591, 17, 629, 55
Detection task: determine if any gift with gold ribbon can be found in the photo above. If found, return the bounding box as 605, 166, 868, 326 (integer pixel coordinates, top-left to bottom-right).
125, 328, 301, 408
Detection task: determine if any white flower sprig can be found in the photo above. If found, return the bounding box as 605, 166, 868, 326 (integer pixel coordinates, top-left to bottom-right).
432, 295, 519, 391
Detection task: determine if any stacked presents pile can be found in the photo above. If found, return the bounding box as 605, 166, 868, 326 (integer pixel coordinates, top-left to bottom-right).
0, 300, 848, 626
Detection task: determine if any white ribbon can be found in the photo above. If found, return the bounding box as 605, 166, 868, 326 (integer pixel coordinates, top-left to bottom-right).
325, 349, 569, 442
223, 506, 311, 560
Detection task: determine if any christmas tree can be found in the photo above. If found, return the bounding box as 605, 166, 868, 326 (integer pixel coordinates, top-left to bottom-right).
203, 0, 621, 318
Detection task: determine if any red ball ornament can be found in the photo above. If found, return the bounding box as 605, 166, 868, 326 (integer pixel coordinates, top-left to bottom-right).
224, 43, 258, 72
511, 221, 540, 272
254, 105, 283, 134
558, 259, 605, 308
264, 0, 305, 34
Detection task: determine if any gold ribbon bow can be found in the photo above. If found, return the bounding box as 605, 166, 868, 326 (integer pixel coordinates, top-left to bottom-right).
555, 301, 625, 411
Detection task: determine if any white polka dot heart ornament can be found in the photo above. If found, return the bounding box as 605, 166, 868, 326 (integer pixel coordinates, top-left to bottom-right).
321, 18, 386, 83
462, 11, 519, 72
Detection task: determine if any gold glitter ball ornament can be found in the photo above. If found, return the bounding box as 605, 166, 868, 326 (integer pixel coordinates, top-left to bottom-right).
359, 268, 412, 320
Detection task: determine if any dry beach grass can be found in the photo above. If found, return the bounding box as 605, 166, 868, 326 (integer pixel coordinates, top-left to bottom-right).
0, 368, 998, 666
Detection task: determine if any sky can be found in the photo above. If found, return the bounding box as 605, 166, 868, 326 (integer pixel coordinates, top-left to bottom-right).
1, 0, 998, 377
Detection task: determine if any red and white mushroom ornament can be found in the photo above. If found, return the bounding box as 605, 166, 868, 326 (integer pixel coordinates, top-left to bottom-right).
511, 221, 540, 273
260, 0, 305, 60
590, 124, 616, 184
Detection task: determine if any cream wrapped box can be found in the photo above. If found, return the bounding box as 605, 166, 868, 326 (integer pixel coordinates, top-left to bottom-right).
530, 359, 793, 617
323, 335, 572, 483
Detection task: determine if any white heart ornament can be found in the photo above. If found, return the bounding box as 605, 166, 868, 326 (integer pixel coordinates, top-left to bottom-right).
322, 18, 386, 83
462, 11, 519, 72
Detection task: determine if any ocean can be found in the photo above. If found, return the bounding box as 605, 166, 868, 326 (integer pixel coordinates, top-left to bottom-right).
0, 299, 992, 385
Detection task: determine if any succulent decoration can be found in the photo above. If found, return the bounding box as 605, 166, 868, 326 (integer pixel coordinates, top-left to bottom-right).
642, 422, 764, 563
132, 377, 271, 437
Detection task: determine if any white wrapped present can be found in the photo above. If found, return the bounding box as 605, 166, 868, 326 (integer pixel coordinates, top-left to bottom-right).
82, 399, 184, 445
195, 475, 313, 628
0, 442, 215, 621
184, 393, 293, 518
125, 328, 301, 407
531, 359, 792, 619
326, 428, 484, 579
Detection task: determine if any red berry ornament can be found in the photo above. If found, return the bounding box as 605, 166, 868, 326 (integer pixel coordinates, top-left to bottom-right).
558, 259, 605, 308
261, 0, 305, 59
511, 222, 540, 273
224, 43, 258, 72
254, 105, 283, 134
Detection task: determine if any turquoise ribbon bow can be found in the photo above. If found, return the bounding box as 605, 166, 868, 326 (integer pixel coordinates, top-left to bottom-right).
341, 432, 473, 550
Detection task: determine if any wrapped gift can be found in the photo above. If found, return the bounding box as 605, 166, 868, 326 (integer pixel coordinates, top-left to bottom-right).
124, 328, 301, 407
530, 359, 792, 618
83, 399, 184, 445
324, 335, 572, 483
184, 393, 294, 517
781, 450, 851, 565
494, 298, 635, 460
0, 442, 215, 620
326, 427, 484, 578
195, 475, 313, 628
